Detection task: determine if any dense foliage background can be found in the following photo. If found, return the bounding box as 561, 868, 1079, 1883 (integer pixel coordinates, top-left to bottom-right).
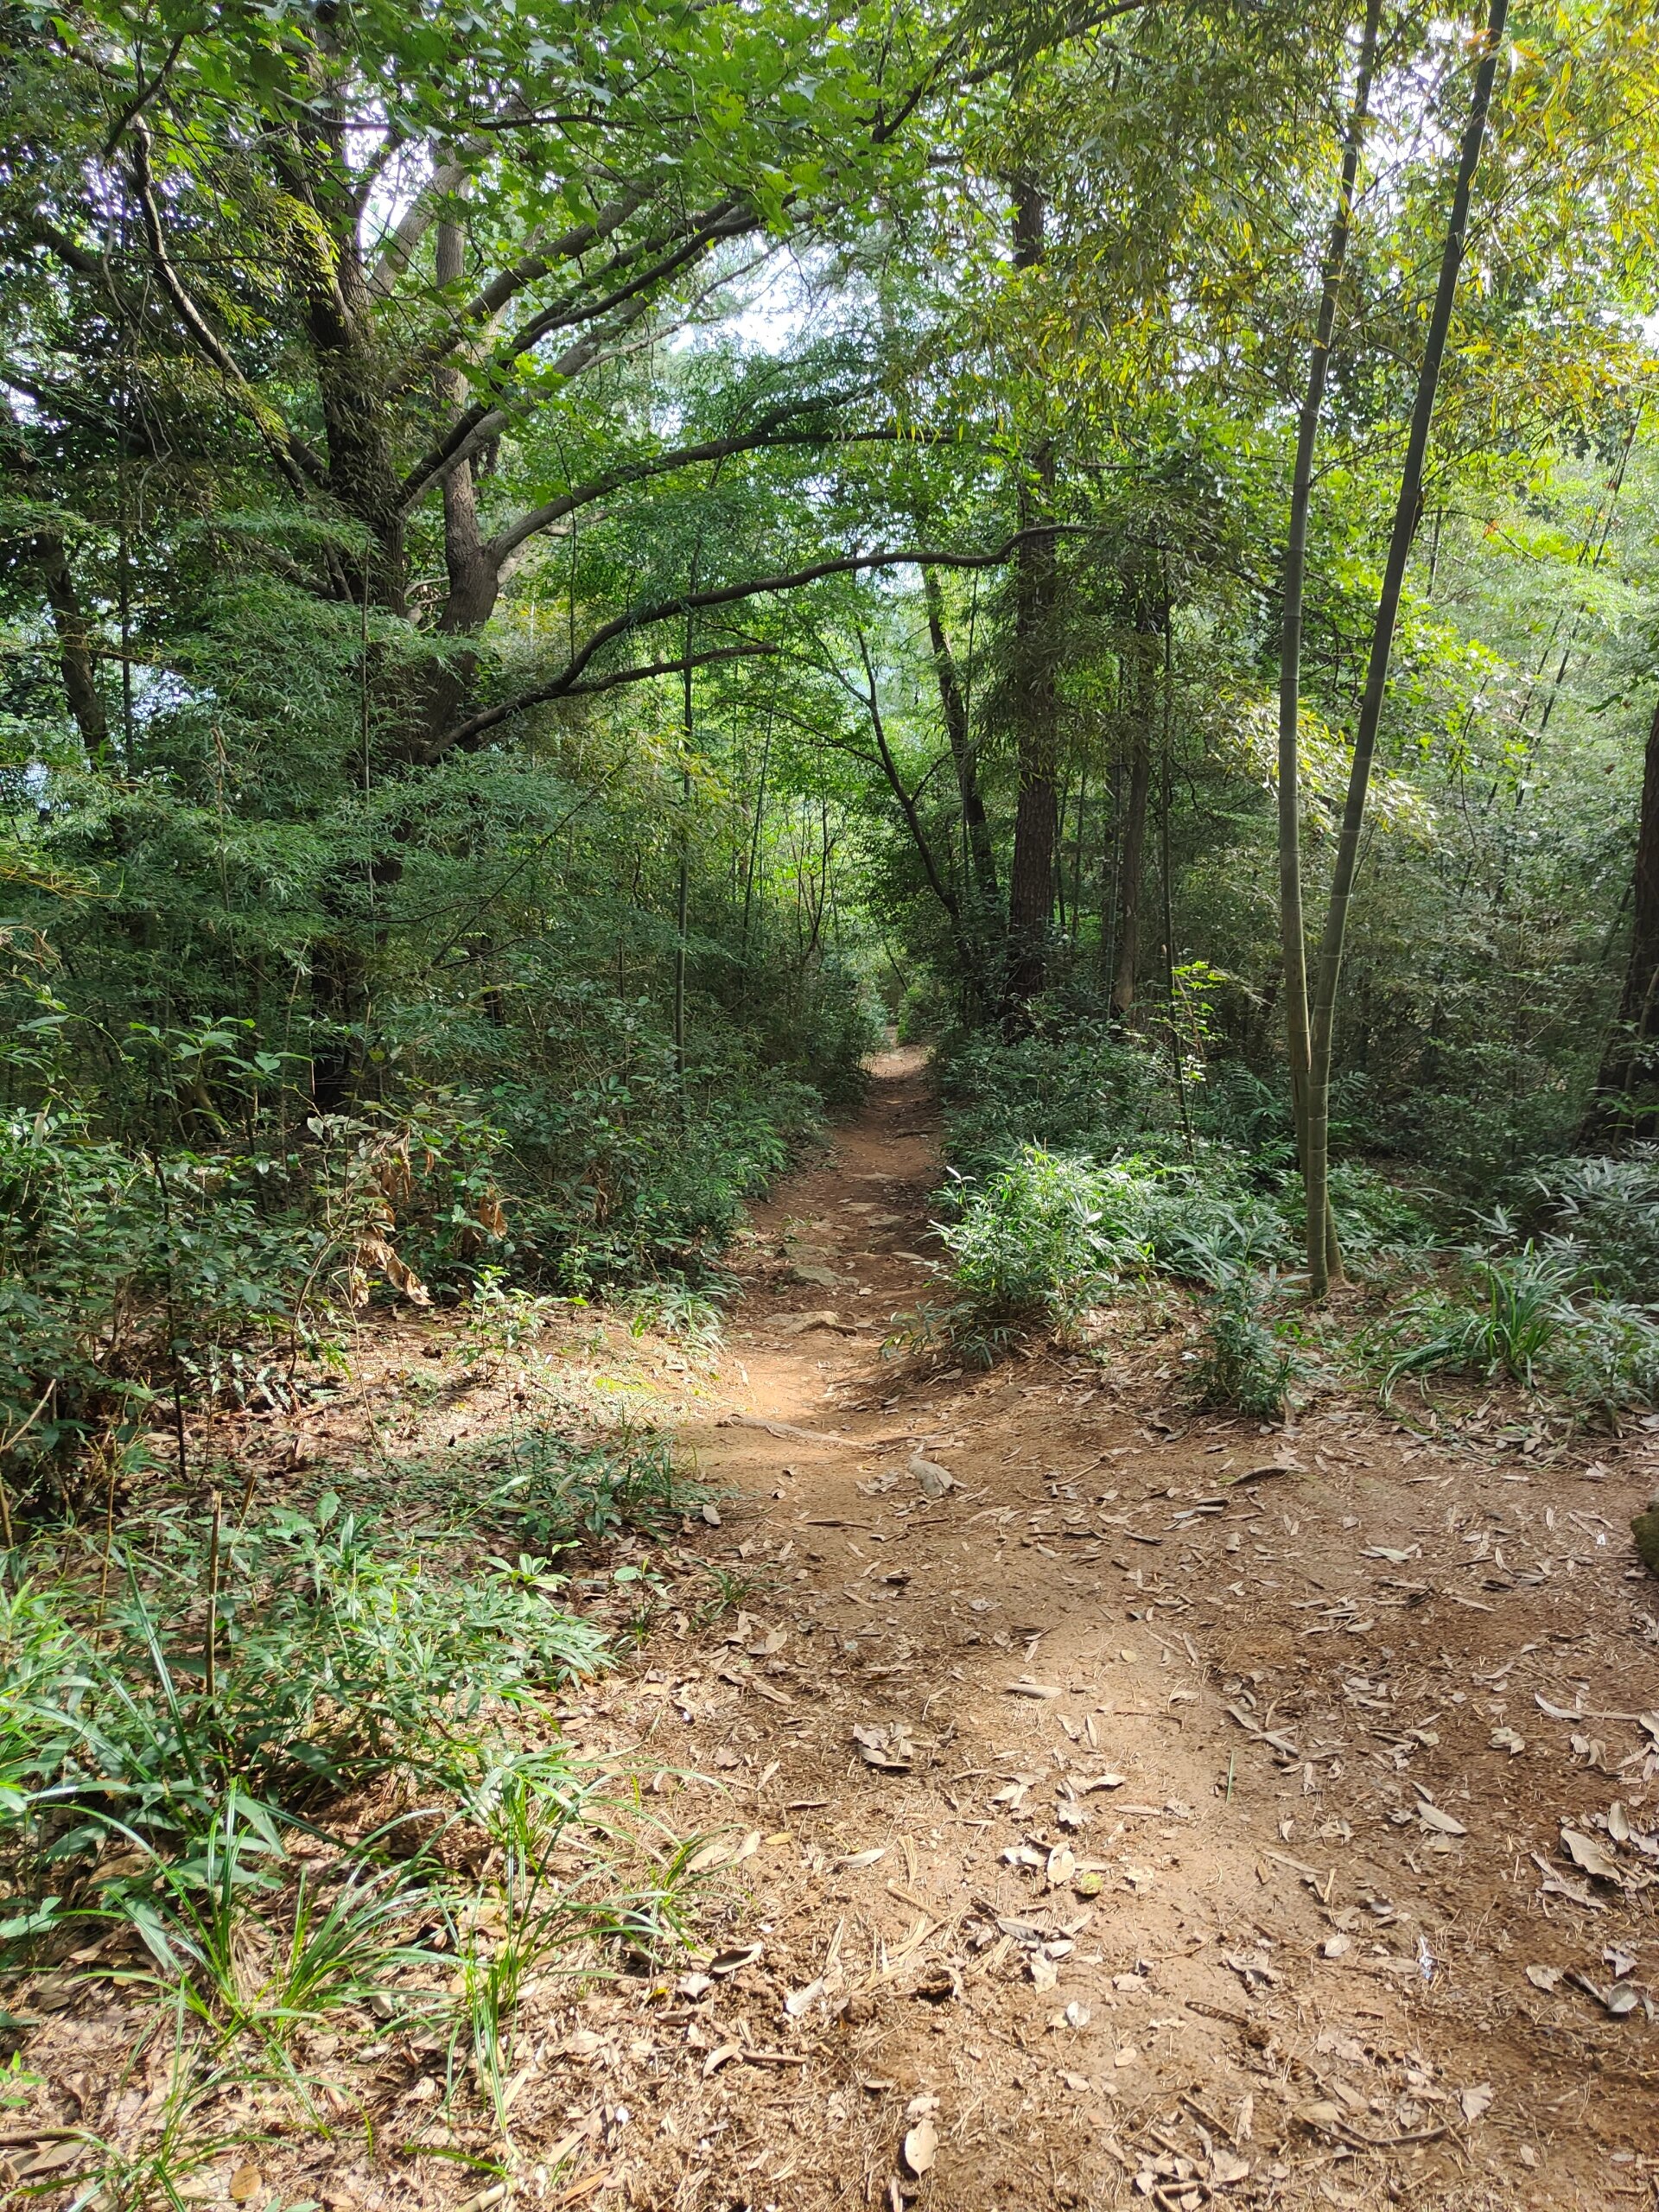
6, 0, 1659, 1485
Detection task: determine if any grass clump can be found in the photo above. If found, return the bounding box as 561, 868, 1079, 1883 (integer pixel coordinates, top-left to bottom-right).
2, 1495, 608, 1870
0, 1424, 715, 2202
374, 1418, 699, 1561
471, 1423, 690, 1554
1381, 1242, 1659, 1414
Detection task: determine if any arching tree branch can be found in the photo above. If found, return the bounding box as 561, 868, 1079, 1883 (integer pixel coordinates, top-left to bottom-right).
431, 529, 1091, 758
397, 200, 759, 509
481, 418, 912, 575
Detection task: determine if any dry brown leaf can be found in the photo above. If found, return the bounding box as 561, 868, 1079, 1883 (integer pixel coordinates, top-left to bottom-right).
1416, 1801, 1467, 1837
852, 1723, 915, 1772
902, 2117, 938, 2177
906, 1451, 956, 1499
1561, 1827, 1622, 1883
708, 1938, 764, 1974
1298, 2101, 1344, 2131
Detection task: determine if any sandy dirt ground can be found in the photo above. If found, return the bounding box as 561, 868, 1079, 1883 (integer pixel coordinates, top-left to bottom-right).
544, 1046, 1659, 2211
11, 1047, 1659, 2212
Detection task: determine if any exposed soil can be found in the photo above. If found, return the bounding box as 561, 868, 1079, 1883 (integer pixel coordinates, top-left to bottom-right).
11, 1047, 1659, 2211
547, 1047, 1659, 2210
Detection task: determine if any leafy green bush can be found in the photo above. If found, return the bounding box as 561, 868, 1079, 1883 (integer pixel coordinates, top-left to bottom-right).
1525, 1147, 1659, 1300
0, 1072, 521, 1501
1385, 1244, 1573, 1391
0, 1108, 309, 1487
937, 1024, 1434, 1290
940, 1018, 1168, 1182
1128, 1143, 1298, 1281
1188, 1271, 1300, 1418
1381, 1243, 1659, 1412
467, 1423, 691, 1555
1546, 1296, 1659, 1415
939, 1145, 1151, 1332
494, 1040, 823, 1290
1277, 1160, 1445, 1261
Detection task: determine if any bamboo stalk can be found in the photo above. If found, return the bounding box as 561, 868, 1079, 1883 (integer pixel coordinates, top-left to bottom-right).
1304, 0, 1509, 1296
1280, 0, 1382, 1285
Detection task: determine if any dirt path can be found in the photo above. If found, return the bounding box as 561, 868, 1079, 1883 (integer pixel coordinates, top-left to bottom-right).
567, 1047, 1659, 2211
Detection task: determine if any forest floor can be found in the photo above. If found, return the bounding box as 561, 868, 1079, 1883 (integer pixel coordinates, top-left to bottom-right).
13, 1048, 1659, 2212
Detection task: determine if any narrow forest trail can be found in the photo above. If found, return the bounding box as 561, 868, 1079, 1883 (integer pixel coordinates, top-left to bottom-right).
576, 1047, 1659, 2212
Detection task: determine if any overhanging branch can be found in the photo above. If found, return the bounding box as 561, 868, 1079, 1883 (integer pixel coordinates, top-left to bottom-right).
434, 528, 1092, 757
398, 200, 758, 510
483, 415, 903, 571
426, 641, 779, 758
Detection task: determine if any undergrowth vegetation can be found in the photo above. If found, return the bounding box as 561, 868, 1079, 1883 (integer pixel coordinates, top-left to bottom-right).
0, 992, 844, 1507
928, 1008, 1659, 1422
12, 1, 1659, 2201
0, 1413, 719, 2201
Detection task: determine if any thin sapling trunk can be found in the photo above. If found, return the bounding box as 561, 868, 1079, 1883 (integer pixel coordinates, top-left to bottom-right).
1304, 0, 1508, 1296
1279, 0, 1381, 1283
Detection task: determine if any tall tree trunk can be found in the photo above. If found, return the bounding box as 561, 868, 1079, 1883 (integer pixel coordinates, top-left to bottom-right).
1068, 765, 1088, 947
1112, 616, 1157, 1015
423, 196, 499, 747
1101, 758, 1123, 989
1584, 688, 1659, 1141
264, 121, 410, 617
1111, 735, 1153, 1016
1304, 0, 1508, 1297
923, 565, 997, 913
1004, 175, 1059, 1011
1279, 0, 1380, 1283
674, 636, 692, 1100
3, 401, 111, 759
33, 533, 110, 758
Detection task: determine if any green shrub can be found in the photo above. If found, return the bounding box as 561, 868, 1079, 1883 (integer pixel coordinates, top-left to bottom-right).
1128, 1143, 1298, 1281
498, 1048, 822, 1291
0, 1108, 311, 1491
940, 1145, 1152, 1332
1383, 1244, 1575, 1392
465, 1423, 690, 1555
940, 1018, 1169, 1182
1525, 1147, 1659, 1300
1381, 1242, 1659, 1412
1546, 1296, 1659, 1414
1188, 1270, 1300, 1418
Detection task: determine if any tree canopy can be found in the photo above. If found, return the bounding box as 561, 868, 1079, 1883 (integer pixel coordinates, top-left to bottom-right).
6, 0, 1659, 1464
